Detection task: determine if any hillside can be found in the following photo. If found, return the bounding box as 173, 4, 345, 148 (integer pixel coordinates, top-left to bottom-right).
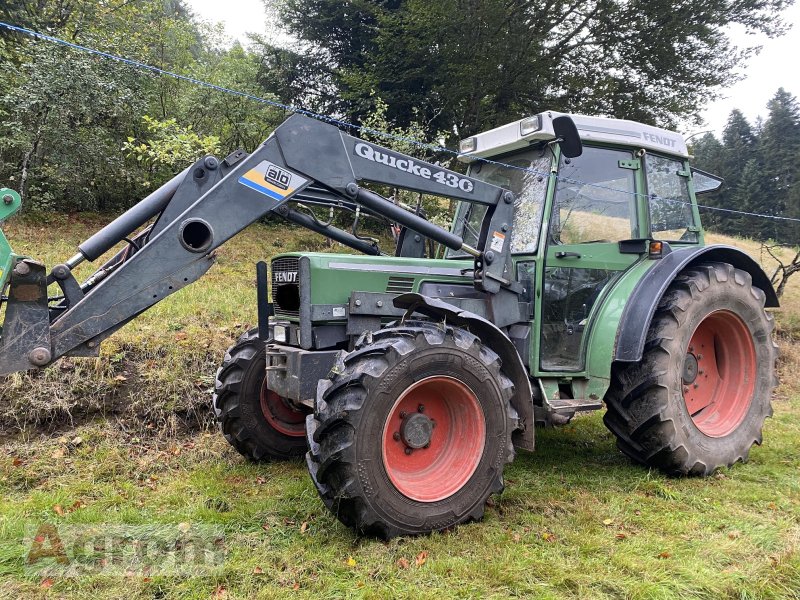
0, 214, 798, 598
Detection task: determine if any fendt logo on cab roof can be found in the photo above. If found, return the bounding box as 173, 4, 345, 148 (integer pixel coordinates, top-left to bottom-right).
354, 142, 474, 192
641, 132, 678, 148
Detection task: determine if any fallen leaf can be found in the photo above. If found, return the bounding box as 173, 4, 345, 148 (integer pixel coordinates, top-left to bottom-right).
728, 531, 741, 540
51, 448, 65, 459
40, 578, 54, 588
300, 521, 308, 534
114, 375, 127, 382
415, 551, 428, 566
212, 585, 227, 598
53, 504, 65, 516
174, 332, 188, 341
261, 523, 271, 532
602, 518, 614, 526
397, 558, 410, 569
142, 577, 152, 583
256, 476, 267, 485
71, 436, 83, 446
347, 556, 357, 567
542, 531, 556, 542
616, 533, 627, 540
658, 551, 671, 559
292, 582, 300, 590
253, 566, 264, 574
513, 533, 521, 542
768, 502, 777, 510
12, 457, 22, 467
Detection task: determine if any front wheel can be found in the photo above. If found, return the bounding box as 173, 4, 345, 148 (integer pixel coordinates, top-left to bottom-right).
604, 262, 779, 475
306, 323, 518, 538
213, 328, 309, 461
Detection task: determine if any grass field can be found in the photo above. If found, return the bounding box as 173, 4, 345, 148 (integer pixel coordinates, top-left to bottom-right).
0, 213, 799, 598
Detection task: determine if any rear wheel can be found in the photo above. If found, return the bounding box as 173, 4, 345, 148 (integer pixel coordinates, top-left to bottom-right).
214, 328, 309, 461
306, 323, 518, 538
604, 262, 778, 475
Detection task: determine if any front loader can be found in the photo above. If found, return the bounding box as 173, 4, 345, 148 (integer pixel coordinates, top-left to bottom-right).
0, 110, 779, 538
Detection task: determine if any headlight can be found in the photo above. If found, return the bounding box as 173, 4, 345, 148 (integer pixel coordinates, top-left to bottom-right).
459, 137, 477, 154
520, 115, 542, 136
273, 325, 287, 343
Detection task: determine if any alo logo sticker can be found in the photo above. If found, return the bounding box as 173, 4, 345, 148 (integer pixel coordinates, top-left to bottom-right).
265, 164, 291, 190
238, 160, 308, 201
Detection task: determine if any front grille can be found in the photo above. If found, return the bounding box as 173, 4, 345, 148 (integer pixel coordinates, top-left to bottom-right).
271, 257, 300, 317
386, 276, 414, 294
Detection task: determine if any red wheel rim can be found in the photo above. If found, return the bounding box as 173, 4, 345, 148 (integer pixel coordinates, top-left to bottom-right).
259, 378, 307, 437
381, 376, 486, 502
682, 310, 756, 437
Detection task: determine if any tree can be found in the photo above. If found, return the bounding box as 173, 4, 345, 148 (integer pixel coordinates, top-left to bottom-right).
264, 0, 793, 140
760, 88, 800, 243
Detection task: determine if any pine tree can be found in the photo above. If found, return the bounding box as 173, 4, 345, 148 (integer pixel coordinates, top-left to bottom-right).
760, 88, 800, 244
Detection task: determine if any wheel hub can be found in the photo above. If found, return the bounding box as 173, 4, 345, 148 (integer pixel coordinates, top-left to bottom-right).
682, 353, 698, 384
400, 412, 433, 449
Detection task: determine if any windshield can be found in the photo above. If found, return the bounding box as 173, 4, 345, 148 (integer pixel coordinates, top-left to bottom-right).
448, 149, 552, 257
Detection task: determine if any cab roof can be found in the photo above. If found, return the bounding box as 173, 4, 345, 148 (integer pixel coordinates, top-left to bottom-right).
458, 110, 688, 162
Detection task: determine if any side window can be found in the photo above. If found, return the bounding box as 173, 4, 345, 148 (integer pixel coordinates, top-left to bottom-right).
550, 147, 637, 244
646, 155, 697, 242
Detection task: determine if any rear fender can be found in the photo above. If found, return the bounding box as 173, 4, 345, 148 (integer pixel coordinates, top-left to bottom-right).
393, 292, 535, 451
615, 244, 778, 364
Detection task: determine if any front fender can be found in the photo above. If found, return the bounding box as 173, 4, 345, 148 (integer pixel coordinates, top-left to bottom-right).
393, 292, 535, 452
614, 245, 778, 364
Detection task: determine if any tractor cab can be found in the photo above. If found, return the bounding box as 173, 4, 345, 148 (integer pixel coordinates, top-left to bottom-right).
452, 111, 706, 378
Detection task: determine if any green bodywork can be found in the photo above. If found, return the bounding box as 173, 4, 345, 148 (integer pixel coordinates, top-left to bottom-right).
0, 189, 22, 301
272, 141, 712, 406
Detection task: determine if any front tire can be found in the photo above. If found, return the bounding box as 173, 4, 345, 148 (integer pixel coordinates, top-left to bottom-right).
213, 328, 309, 461
604, 262, 778, 475
306, 323, 518, 538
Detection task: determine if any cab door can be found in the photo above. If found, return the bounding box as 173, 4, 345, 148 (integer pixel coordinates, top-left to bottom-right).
536, 146, 642, 373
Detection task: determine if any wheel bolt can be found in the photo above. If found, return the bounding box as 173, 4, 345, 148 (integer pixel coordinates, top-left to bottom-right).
399, 411, 407, 419
424, 442, 430, 449
683, 386, 689, 393
698, 369, 704, 375
697, 354, 703, 360
693, 383, 699, 389
689, 346, 694, 353
393, 431, 400, 441
404, 447, 412, 455
418, 404, 425, 413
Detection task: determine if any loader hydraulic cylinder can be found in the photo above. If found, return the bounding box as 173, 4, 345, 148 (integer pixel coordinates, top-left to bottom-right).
76, 167, 190, 262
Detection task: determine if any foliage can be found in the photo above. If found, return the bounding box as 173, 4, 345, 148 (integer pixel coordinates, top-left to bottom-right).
265, 0, 794, 140
122, 116, 221, 181
692, 89, 800, 245
0, 0, 282, 212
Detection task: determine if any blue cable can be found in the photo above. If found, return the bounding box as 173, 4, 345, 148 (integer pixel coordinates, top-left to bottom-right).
1, 21, 799, 225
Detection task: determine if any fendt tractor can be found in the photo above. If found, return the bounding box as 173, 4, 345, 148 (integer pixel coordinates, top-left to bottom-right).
0, 111, 779, 538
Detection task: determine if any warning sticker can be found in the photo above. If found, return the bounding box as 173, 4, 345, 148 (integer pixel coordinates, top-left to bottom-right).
238, 160, 308, 201
490, 231, 505, 253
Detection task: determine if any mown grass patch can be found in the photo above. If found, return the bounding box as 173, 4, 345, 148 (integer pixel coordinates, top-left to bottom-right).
0, 214, 798, 598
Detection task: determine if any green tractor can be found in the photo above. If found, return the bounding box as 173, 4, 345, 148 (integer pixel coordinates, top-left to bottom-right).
0, 110, 778, 538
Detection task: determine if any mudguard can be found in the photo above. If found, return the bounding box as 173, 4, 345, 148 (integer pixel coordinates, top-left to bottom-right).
615, 244, 778, 363
393, 292, 535, 451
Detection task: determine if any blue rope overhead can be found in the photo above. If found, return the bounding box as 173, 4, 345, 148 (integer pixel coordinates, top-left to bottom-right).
1, 21, 799, 225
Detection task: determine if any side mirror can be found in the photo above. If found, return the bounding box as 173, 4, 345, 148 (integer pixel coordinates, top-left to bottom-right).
553, 116, 582, 158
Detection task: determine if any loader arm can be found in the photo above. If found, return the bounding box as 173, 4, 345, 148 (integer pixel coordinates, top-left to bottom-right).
0, 114, 525, 375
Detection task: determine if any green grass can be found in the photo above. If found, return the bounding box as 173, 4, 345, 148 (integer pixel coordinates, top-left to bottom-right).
0, 214, 799, 598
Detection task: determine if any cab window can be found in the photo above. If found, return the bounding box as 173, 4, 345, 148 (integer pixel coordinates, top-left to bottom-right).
646, 154, 697, 242
550, 147, 638, 244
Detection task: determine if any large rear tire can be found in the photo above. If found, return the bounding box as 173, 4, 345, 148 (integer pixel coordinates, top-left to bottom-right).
213, 328, 309, 461
604, 262, 778, 475
306, 323, 518, 538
